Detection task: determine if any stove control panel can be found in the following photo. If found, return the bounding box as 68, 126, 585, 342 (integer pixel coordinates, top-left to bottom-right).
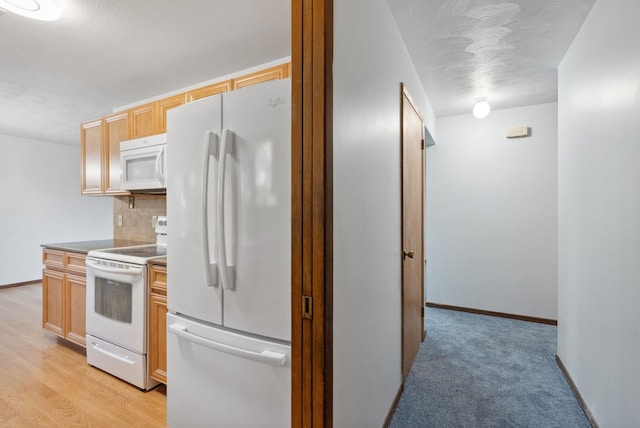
155, 216, 167, 245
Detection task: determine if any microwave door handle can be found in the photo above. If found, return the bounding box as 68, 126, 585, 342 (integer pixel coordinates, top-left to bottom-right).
157, 145, 166, 182
155, 147, 164, 182
202, 131, 219, 287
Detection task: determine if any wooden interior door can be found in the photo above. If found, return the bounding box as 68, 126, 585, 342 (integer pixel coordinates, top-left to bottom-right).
401, 84, 425, 381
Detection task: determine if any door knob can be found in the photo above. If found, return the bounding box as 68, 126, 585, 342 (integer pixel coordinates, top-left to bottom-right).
403, 250, 415, 260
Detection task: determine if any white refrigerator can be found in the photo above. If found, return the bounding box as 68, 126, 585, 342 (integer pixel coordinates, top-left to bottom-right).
166, 78, 291, 428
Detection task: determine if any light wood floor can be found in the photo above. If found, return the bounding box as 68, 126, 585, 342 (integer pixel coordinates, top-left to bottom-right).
0, 283, 167, 427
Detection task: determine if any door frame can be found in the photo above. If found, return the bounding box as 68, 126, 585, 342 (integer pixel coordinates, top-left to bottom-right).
291, 0, 333, 427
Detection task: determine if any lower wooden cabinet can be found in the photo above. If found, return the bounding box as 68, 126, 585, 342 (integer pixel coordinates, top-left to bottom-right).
148, 263, 167, 384
42, 249, 86, 347
66, 273, 87, 346
42, 268, 64, 337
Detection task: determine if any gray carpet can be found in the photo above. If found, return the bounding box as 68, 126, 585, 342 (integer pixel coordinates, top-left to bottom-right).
389, 308, 590, 428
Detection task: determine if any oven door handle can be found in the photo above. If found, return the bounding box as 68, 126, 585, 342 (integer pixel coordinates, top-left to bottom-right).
86, 260, 143, 276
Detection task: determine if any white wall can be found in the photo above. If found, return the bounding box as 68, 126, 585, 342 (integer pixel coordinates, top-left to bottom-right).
558, 0, 640, 425
333, 0, 435, 426
0, 135, 112, 286
427, 104, 558, 320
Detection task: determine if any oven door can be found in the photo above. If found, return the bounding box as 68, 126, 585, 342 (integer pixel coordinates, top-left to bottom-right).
86, 258, 147, 353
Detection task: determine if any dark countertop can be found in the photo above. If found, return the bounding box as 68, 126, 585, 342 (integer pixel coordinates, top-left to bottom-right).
41, 239, 151, 254
148, 257, 167, 267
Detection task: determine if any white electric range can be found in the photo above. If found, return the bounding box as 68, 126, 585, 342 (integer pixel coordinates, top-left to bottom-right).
85, 216, 167, 390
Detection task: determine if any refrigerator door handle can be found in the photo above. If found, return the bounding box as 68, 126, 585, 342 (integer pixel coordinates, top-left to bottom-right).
217, 128, 234, 290
169, 323, 288, 367
202, 131, 219, 287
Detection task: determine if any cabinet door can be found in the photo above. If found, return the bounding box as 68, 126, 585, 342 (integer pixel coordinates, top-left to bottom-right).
149, 292, 168, 384
104, 111, 130, 194
80, 119, 104, 194
186, 80, 231, 102
231, 63, 290, 90
130, 102, 156, 138
65, 274, 86, 347
156, 94, 186, 134
43, 268, 64, 337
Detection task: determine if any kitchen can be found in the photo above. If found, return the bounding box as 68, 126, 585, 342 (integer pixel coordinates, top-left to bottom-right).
38, 66, 293, 426
2, 0, 639, 427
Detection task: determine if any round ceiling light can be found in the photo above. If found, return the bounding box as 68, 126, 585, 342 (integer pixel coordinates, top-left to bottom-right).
0, 0, 61, 21
473, 99, 491, 119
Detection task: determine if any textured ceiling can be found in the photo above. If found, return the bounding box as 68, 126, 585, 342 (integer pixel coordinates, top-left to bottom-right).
0, 0, 290, 145
386, 0, 596, 117
0, 1, 596, 145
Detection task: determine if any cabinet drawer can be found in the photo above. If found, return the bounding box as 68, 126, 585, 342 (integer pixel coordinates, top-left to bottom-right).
65, 252, 87, 275
43, 249, 65, 270
149, 265, 167, 295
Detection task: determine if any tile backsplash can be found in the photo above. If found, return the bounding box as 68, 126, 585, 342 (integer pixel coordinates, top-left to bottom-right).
113, 194, 166, 242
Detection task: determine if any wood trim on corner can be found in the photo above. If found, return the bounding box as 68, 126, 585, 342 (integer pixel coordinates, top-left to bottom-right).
383, 386, 404, 428
425, 302, 557, 325
555, 356, 599, 428
292, 0, 333, 427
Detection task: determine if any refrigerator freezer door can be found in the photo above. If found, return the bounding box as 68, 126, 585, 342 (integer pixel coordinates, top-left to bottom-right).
220, 78, 292, 342
167, 313, 291, 427
167, 95, 223, 325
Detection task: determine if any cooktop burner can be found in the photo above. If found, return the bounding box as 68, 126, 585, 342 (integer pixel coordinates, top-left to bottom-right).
87, 215, 168, 264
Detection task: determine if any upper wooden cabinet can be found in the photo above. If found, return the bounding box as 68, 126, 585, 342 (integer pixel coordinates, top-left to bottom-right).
104, 112, 130, 194
157, 94, 186, 134
80, 119, 104, 195
130, 94, 187, 137
81, 62, 290, 196
232, 63, 290, 90
186, 81, 231, 102
80, 113, 131, 196
130, 102, 156, 139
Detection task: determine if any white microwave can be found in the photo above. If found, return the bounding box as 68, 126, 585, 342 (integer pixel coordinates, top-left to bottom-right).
120, 133, 167, 191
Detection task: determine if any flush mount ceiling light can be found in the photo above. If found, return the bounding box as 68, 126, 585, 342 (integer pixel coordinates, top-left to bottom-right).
0, 0, 61, 21
473, 98, 491, 119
